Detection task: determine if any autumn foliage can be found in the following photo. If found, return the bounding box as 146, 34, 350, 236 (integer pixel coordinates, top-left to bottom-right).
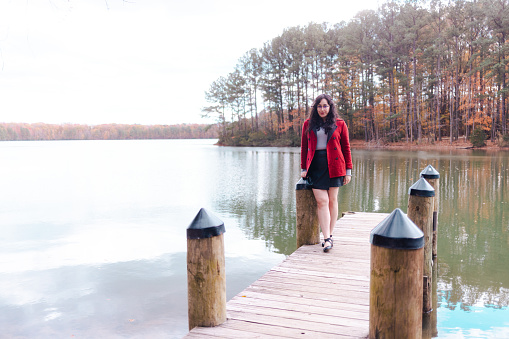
204, 0, 509, 147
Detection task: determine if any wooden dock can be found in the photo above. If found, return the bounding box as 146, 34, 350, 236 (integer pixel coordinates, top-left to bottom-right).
184, 212, 389, 339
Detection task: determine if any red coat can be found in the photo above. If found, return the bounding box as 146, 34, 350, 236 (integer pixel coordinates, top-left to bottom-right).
300, 119, 353, 178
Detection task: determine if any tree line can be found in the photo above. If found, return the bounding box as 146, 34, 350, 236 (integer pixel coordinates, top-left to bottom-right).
0, 123, 218, 141
203, 0, 509, 146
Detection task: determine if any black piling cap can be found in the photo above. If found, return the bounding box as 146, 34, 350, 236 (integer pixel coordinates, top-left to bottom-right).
408, 177, 435, 197
187, 208, 225, 239
296, 177, 311, 190
370, 208, 424, 249
420, 165, 440, 179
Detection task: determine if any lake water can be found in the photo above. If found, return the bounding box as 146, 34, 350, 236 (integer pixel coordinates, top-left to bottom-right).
0, 139, 507, 338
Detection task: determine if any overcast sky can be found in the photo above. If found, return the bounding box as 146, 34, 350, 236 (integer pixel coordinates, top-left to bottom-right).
0, 0, 380, 126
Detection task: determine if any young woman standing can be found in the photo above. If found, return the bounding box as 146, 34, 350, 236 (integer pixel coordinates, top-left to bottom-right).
300, 94, 352, 252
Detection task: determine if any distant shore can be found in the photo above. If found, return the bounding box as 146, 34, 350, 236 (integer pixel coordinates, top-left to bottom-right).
216, 137, 507, 150
350, 138, 505, 151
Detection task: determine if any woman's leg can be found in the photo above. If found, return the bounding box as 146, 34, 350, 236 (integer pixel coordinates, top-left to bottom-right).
312, 188, 331, 241
328, 187, 340, 236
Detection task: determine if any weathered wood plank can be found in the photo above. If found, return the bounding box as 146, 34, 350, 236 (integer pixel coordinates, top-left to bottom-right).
256, 273, 370, 291
227, 303, 368, 328
275, 258, 370, 275
187, 326, 279, 338
221, 320, 358, 339
284, 252, 370, 264
231, 290, 369, 313
269, 266, 370, 281
248, 279, 370, 297
184, 212, 388, 338
228, 296, 369, 320
243, 285, 370, 306
226, 309, 369, 337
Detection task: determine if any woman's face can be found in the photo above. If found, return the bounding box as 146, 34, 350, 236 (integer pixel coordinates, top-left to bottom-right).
317, 98, 330, 120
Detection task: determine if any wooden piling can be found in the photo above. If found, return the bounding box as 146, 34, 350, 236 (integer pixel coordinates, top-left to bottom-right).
432, 257, 439, 338
186, 208, 226, 330
295, 178, 320, 247
421, 165, 440, 258
407, 178, 435, 313
422, 283, 432, 339
423, 257, 439, 338
369, 208, 424, 339
184, 212, 390, 338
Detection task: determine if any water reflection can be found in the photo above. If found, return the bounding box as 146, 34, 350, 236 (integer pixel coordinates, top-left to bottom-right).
1, 140, 508, 338
433, 151, 509, 318
343, 149, 509, 337
0, 140, 286, 339
212, 147, 300, 255
0, 253, 188, 338
215, 146, 509, 338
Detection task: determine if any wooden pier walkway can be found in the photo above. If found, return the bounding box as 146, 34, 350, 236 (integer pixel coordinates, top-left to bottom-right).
184, 212, 389, 339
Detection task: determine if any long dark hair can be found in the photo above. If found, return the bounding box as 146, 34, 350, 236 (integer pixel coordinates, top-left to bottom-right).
308, 94, 338, 134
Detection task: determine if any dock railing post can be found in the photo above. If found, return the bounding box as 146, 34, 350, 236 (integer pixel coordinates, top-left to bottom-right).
369, 208, 424, 339
186, 208, 226, 330
420, 165, 440, 258
295, 178, 320, 247
407, 177, 435, 313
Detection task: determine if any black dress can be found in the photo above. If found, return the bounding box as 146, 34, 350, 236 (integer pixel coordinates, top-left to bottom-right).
308, 149, 344, 190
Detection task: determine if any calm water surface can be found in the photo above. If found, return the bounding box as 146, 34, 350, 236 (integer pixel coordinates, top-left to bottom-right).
0, 139, 507, 338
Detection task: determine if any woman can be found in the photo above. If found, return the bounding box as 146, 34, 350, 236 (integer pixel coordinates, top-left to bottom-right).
300, 94, 352, 252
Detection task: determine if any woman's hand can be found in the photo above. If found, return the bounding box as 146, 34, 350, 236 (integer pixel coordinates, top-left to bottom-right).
301, 170, 307, 178
344, 175, 352, 185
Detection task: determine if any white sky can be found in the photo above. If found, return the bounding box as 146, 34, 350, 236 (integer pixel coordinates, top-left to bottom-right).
0, 0, 380, 125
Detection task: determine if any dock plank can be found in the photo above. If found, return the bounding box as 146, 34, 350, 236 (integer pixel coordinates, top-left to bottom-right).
183, 212, 389, 338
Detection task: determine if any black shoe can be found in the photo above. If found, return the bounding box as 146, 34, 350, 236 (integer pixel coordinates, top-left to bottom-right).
323, 235, 333, 247
323, 237, 333, 252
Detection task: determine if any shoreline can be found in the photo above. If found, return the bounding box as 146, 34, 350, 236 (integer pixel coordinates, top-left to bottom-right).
349, 138, 506, 151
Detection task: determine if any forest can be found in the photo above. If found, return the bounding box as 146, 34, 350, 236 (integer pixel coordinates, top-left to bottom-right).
0, 123, 217, 141
203, 0, 509, 147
